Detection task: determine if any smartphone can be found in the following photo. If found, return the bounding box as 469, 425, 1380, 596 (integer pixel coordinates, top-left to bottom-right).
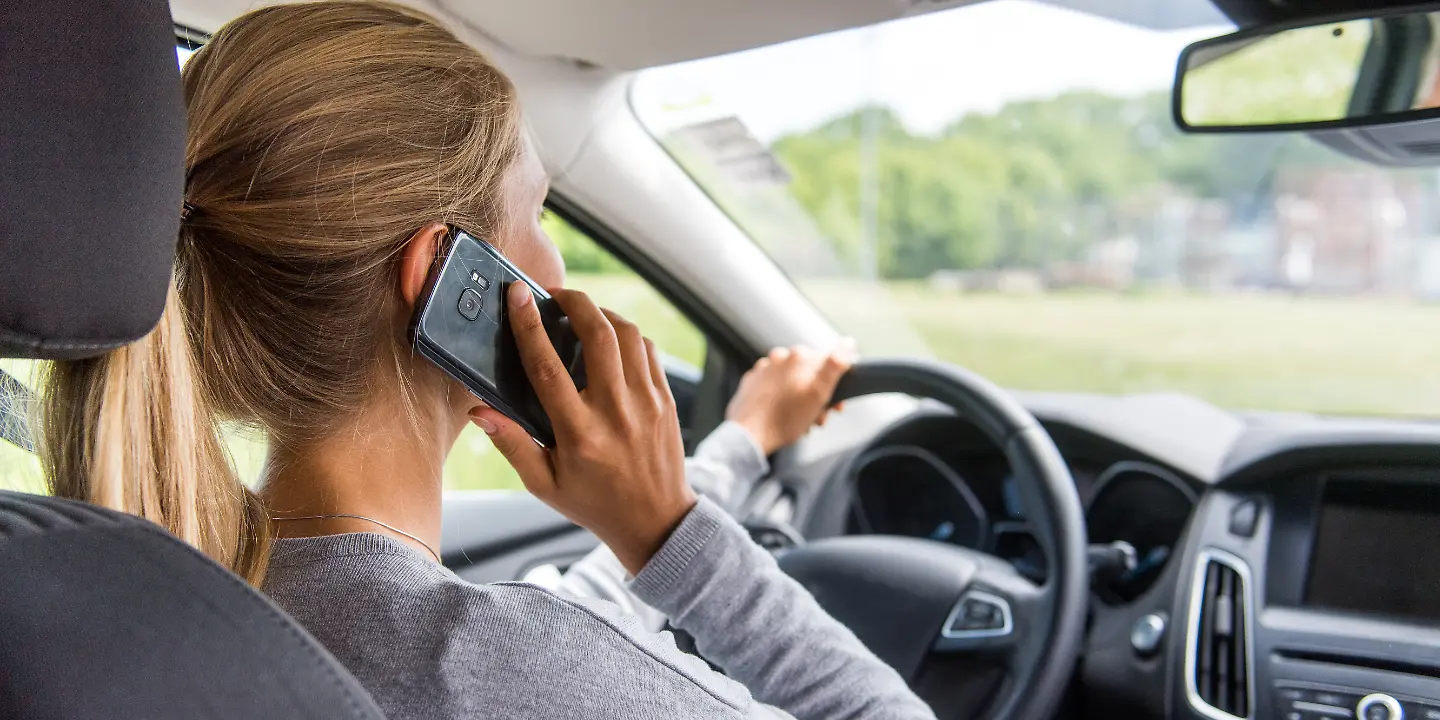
409, 228, 585, 447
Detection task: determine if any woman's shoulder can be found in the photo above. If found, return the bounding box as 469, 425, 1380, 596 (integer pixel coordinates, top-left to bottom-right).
263, 534, 755, 720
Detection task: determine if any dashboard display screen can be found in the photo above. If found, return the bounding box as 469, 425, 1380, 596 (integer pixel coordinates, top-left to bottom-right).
1306, 480, 1440, 623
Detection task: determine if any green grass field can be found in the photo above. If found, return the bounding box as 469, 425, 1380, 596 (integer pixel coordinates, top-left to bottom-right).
806, 281, 1440, 419
5, 278, 1440, 495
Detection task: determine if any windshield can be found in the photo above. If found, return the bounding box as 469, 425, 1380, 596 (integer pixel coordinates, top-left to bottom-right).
632, 0, 1440, 418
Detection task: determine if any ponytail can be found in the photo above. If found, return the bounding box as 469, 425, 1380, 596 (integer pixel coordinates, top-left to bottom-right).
39, 0, 524, 587
39, 280, 273, 585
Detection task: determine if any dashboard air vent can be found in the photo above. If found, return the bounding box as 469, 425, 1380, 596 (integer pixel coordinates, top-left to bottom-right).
1189, 551, 1251, 719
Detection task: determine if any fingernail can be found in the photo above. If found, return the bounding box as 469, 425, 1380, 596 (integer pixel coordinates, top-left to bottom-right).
471, 413, 498, 435
509, 282, 532, 308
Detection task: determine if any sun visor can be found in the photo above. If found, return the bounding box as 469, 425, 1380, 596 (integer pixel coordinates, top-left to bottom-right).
1310, 116, 1440, 167
0, 0, 185, 359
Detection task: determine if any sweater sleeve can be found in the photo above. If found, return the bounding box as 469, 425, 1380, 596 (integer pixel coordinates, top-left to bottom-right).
553, 421, 770, 630
686, 420, 770, 515
630, 498, 936, 720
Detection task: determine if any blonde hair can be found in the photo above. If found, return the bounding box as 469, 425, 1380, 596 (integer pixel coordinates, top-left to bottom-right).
39, 1, 524, 585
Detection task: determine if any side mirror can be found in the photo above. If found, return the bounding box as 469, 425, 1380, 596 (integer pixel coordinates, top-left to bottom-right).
1175, 8, 1440, 133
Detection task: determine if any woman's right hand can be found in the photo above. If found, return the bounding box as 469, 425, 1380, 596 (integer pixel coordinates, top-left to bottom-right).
469, 283, 695, 576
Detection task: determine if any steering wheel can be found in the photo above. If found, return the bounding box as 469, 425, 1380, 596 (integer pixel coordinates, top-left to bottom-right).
777, 359, 1088, 720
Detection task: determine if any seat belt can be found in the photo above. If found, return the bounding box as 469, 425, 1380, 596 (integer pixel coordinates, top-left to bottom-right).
0, 369, 34, 452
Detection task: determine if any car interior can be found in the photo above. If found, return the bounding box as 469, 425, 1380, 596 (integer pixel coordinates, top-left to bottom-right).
6, 0, 1440, 719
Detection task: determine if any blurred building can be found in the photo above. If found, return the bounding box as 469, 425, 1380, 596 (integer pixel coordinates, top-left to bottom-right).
1273, 168, 1416, 294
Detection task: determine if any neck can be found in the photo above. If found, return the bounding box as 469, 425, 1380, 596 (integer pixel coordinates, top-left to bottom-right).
260, 395, 463, 561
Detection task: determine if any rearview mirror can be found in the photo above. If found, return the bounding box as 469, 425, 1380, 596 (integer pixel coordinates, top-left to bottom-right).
1176, 8, 1440, 132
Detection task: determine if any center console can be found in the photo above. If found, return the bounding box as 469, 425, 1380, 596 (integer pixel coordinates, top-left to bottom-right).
1173, 468, 1440, 720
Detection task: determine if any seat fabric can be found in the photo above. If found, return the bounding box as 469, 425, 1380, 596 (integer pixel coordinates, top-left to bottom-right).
0, 491, 387, 720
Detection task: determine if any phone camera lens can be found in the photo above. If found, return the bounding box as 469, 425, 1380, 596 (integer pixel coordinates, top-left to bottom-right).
457, 288, 483, 321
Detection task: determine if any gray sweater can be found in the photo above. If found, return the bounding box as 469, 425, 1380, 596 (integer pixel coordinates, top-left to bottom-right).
551, 421, 773, 633
263, 425, 935, 720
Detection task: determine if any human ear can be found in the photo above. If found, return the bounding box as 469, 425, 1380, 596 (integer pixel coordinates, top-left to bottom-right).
398, 223, 449, 310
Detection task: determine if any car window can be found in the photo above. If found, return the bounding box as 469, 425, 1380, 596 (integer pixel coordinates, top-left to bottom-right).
0, 359, 43, 494
543, 210, 706, 369
633, 0, 1440, 418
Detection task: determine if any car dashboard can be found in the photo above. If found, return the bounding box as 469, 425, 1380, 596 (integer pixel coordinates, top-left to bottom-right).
814, 412, 1198, 604
750, 393, 1440, 720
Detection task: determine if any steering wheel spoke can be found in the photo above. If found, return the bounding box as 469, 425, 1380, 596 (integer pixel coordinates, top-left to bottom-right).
777, 359, 1088, 719
933, 552, 1043, 649
934, 587, 1017, 652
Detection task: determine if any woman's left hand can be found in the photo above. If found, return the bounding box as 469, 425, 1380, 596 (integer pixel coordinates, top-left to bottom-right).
725, 341, 855, 455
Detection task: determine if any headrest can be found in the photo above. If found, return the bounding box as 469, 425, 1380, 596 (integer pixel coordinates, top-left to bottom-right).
0, 0, 185, 359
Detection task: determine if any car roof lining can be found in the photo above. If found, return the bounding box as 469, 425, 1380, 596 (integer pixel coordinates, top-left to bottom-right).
1211, 0, 1435, 28
171, 0, 1232, 71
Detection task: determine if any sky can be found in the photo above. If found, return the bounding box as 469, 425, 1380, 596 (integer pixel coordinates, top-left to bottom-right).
633, 0, 1232, 142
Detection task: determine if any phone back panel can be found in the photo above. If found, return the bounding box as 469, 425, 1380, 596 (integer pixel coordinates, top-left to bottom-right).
410, 230, 583, 447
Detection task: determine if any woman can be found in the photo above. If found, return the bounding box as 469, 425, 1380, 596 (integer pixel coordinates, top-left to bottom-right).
39, 3, 934, 719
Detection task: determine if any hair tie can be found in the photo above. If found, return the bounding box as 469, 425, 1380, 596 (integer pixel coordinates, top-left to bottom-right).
181, 202, 197, 223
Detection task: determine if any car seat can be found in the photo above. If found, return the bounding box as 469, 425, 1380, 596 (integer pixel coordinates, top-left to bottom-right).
0, 2, 387, 718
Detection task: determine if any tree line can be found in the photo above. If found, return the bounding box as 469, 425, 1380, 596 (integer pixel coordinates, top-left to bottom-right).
766, 90, 1346, 279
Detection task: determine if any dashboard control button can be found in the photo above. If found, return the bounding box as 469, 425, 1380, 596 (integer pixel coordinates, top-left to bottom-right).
1229, 498, 1260, 538
1130, 612, 1166, 657
1275, 685, 1367, 719
1312, 692, 1350, 708
1277, 687, 1306, 703
1358, 694, 1404, 720
1294, 701, 1364, 718
941, 590, 1012, 638
1283, 710, 1340, 720
954, 598, 1002, 629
